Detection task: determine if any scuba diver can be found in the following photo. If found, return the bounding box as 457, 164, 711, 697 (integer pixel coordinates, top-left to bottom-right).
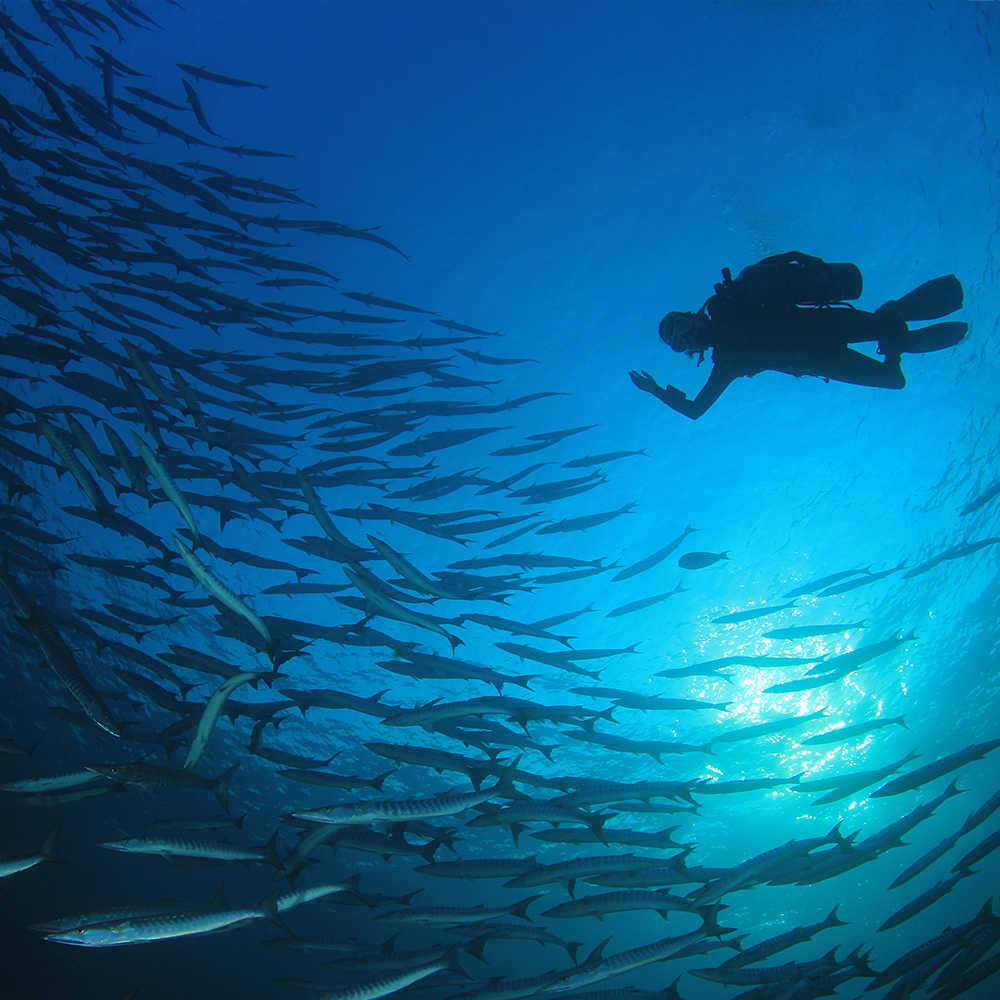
630, 251, 968, 419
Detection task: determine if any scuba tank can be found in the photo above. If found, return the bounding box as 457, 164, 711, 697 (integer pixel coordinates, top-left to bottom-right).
717, 260, 863, 307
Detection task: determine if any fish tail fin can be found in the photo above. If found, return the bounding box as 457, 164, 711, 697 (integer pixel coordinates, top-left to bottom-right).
465, 934, 491, 965
213, 762, 240, 815
699, 903, 727, 938
442, 942, 472, 979
370, 769, 396, 792
258, 887, 294, 937
853, 947, 875, 974
175, 679, 198, 701
827, 821, 848, 846
419, 835, 447, 865
824, 903, 850, 929
511, 894, 542, 922
39, 823, 67, 865
588, 813, 612, 846
662, 975, 684, 1000
896, 715, 910, 731
260, 828, 282, 869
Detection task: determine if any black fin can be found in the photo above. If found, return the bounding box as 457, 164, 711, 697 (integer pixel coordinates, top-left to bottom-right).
903, 322, 968, 354
891, 274, 964, 321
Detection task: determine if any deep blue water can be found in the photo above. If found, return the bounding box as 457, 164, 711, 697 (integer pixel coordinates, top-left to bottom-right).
1, 2, 999, 999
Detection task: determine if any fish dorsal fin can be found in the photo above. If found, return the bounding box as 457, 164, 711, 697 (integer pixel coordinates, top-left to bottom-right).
206, 881, 227, 909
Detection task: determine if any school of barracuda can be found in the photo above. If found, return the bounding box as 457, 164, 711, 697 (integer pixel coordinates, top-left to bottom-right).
0, 4, 998, 1000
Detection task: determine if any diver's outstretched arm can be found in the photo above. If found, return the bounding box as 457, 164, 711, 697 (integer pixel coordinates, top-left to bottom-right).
669, 365, 738, 419
629, 366, 735, 419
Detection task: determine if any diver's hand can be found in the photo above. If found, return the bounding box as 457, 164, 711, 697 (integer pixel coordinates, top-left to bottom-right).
629, 370, 668, 400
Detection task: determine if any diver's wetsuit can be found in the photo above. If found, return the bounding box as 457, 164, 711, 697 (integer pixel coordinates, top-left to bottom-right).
667, 253, 906, 419
691, 299, 906, 417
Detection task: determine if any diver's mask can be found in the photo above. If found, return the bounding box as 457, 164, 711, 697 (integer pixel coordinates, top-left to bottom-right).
659, 311, 709, 355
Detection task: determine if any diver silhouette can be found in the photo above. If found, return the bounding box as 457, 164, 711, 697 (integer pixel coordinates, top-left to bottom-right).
630, 251, 968, 419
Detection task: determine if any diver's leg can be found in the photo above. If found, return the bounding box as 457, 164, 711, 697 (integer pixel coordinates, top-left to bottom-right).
801, 308, 899, 346
810, 347, 905, 389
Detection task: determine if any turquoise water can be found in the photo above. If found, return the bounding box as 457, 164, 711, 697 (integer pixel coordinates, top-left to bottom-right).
0, 2, 998, 998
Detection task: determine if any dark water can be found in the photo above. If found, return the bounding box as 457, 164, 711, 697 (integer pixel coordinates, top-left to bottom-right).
1, 2, 998, 999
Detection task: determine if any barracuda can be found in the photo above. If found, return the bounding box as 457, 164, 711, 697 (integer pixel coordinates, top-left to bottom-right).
184, 671, 257, 771
36, 415, 117, 523
0, 770, 104, 793
538, 925, 713, 994
309, 951, 461, 1000
97, 831, 281, 868
413, 857, 539, 880
44, 885, 289, 946
542, 889, 706, 920
293, 757, 519, 826
878, 870, 974, 932
85, 761, 239, 815
172, 534, 271, 642
132, 431, 199, 541
505, 855, 687, 897
800, 715, 909, 745
0, 568, 122, 738
31, 899, 181, 933
367, 532, 465, 599
718, 905, 848, 969
344, 565, 462, 651
690, 823, 849, 905
0, 824, 66, 879
871, 737, 1000, 798
371, 896, 541, 925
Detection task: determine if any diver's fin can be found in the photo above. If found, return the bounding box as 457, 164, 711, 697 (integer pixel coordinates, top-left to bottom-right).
903, 322, 968, 354
890, 275, 964, 322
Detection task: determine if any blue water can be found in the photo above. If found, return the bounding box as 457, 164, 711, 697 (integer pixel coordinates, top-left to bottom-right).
1, 2, 998, 998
